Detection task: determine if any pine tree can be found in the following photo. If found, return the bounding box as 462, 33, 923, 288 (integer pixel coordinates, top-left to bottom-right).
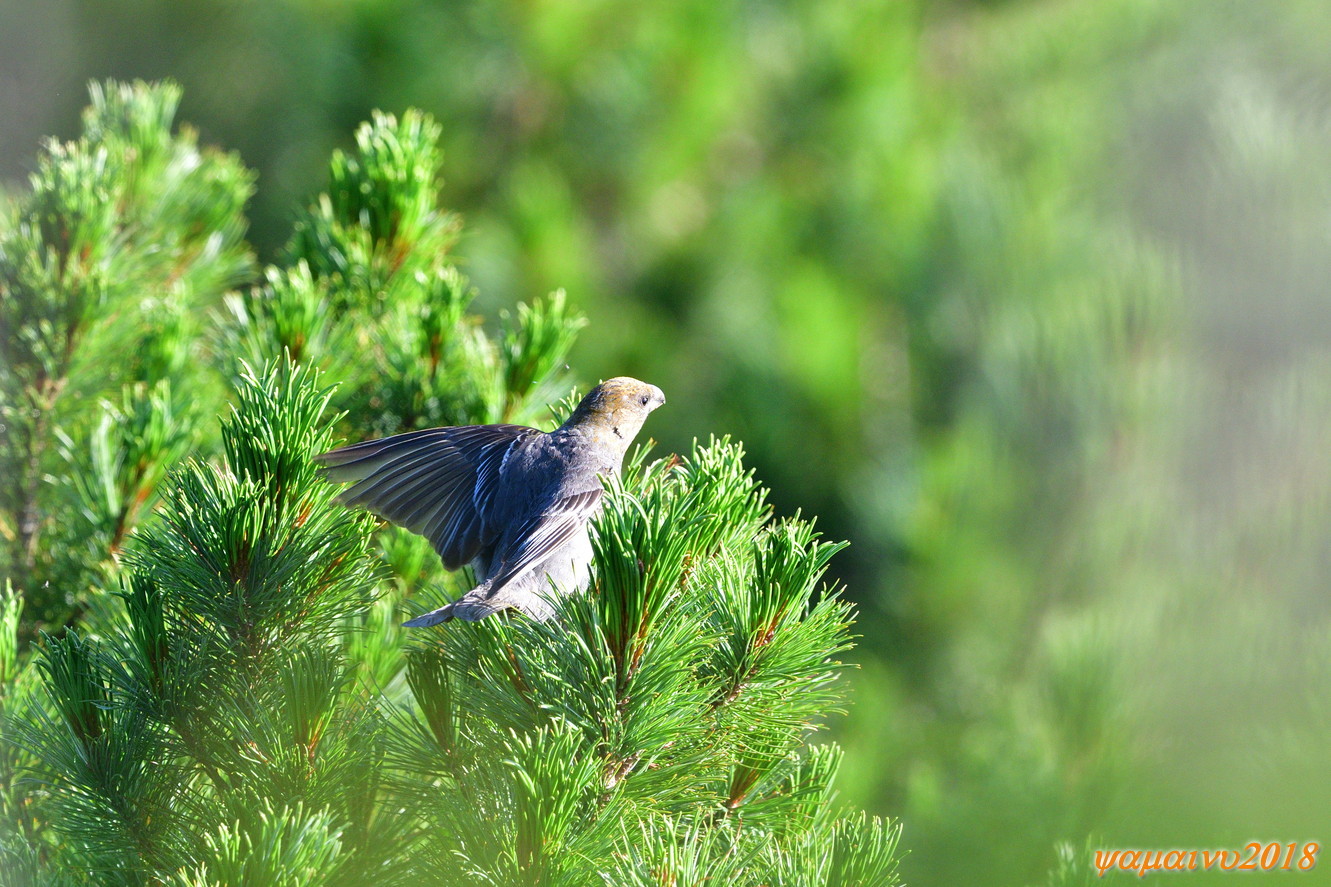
0, 81, 901, 886
0, 81, 252, 629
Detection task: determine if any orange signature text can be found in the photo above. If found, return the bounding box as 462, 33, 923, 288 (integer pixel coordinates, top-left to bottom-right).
1094, 842, 1319, 878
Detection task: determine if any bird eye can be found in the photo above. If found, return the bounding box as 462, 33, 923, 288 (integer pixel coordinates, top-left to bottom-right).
639, 394, 649, 405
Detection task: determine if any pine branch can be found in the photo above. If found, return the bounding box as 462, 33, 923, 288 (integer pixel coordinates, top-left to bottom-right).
0, 79, 252, 628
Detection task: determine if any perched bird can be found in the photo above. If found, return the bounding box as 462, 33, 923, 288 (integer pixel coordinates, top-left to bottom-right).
315, 377, 666, 625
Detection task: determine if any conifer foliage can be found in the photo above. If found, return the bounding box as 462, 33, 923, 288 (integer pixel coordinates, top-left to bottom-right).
0, 82, 900, 885
0, 81, 252, 628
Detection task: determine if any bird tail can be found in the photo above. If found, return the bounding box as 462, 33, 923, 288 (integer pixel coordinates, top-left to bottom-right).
401, 580, 562, 627
402, 595, 514, 627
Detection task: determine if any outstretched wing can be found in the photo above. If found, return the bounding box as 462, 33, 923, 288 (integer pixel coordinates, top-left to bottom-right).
315, 424, 538, 568
485, 487, 604, 591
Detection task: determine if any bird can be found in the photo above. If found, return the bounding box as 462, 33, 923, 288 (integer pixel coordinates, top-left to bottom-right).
315, 377, 666, 625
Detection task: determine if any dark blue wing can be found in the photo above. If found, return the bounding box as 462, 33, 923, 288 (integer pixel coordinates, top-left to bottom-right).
315, 424, 538, 568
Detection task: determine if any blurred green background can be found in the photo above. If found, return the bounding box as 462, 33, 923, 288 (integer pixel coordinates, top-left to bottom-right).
5, 0, 1331, 883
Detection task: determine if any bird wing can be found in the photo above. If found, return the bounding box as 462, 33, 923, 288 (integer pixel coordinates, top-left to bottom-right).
485, 487, 604, 592
315, 424, 538, 568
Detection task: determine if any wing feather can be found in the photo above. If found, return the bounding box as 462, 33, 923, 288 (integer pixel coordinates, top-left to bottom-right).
361, 460, 462, 516
315, 424, 537, 568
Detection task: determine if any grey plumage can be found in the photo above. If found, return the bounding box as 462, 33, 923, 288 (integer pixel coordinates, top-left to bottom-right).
316, 377, 665, 625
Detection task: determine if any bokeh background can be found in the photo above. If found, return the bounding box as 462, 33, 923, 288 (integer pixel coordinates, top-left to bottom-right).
5, 0, 1331, 883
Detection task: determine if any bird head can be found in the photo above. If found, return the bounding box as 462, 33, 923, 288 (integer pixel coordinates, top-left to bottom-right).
563, 376, 666, 449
